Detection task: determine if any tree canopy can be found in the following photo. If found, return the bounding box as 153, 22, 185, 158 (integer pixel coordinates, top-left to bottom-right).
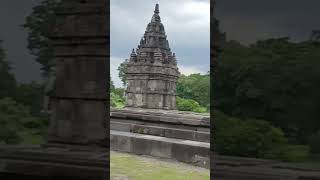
214, 39, 320, 144
22, 0, 60, 77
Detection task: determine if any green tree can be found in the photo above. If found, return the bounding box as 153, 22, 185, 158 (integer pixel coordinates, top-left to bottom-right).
110, 78, 115, 92
177, 73, 210, 109
0, 40, 17, 99
117, 59, 128, 87
110, 77, 125, 108
22, 0, 60, 77
214, 39, 320, 144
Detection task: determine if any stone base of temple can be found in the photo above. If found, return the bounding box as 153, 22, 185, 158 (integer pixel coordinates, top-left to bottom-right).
0, 145, 108, 180
110, 107, 210, 168
111, 108, 320, 179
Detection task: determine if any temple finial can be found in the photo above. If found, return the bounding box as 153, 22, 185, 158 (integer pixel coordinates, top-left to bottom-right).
154, 4, 159, 14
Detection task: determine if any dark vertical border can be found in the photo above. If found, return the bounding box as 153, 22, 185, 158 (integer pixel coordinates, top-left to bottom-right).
106, 0, 111, 178
210, 0, 215, 178
210, 0, 215, 179
210, 0, 225, 178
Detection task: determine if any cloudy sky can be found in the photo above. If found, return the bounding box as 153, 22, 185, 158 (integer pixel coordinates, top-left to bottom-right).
0, 0, 43, 83
216, 0, 320, 44
111, 0, 210, 87
0, 0, 319, 84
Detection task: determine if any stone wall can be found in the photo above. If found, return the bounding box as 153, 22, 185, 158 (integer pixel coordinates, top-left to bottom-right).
47, 0, 108, 146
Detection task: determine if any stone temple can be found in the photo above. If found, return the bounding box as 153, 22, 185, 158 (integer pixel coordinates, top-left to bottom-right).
111, 3, 210, 169
125, 4, 180, 110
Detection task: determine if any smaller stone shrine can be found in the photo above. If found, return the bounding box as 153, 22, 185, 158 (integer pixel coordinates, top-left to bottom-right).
125, 4, 180, 110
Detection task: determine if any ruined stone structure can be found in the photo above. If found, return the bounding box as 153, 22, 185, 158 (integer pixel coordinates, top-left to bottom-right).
111, 4, 210, 169
0, 1, 108, 179
125, 4, 180, 110
47, 0, 108, 146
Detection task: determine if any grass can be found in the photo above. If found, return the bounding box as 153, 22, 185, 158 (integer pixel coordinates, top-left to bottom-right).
110, 151, 210, 180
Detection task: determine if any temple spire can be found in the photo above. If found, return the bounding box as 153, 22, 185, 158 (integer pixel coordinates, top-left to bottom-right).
154, 4, 159, 14
151, 4, 161, 22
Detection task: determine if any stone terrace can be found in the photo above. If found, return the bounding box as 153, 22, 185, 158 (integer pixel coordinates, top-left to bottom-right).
110, 107, 210, 169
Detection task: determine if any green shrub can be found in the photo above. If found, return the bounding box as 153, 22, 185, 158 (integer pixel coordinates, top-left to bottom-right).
110, 87, 125, 108
177, 73, 210, 109
214, 111, 289, 160
176, 97, 207, 113
0, 97, 46, 144
110, 92, 125, 108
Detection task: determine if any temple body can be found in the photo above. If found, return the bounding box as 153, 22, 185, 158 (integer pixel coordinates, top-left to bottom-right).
125, 4, 180, 110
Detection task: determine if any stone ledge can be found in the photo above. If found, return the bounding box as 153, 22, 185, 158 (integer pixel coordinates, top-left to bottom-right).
111, 121, 210, 142
110, 130, 210, 168
111, 107, 210, 127
0, 145, 108, 179
110, 118, 210, 132
211, 153, 320, 180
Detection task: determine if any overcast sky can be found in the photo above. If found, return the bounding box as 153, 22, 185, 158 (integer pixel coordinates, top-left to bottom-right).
0, 0, 43, 83
215, 0, 320, 44
111, 0, 210, 87
0, 0, 319, 84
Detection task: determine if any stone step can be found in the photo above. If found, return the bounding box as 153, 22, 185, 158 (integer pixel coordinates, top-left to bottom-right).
110, 118, 210, 132
110, 108, 210, 127
0, 145, 108, 180
110, 121, 210, 143
110, 130, 210, 169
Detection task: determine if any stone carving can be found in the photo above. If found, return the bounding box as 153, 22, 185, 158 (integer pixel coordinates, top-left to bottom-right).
125, 4, 180, 110
47, 0, 108, 146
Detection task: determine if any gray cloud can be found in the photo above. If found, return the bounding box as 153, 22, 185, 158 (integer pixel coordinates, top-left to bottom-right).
3, 0, 315, 84
111, 0, 210, 87
216, 0, 320, 44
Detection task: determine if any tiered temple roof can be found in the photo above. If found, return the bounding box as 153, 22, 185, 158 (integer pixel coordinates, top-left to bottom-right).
125, 4, 180, 110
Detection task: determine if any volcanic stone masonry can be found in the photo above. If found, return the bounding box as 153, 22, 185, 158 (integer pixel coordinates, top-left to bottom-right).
0, 1, 109, 179
47, 0, 108, 146
125, 4, 180, 110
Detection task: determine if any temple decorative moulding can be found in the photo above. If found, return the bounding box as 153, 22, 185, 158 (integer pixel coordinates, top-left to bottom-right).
125, 4, 180, 110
